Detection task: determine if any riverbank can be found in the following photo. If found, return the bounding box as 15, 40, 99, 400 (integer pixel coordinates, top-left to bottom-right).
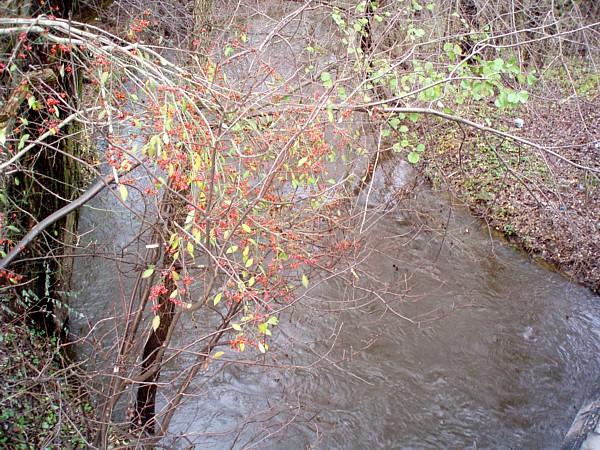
0, 318, 95, 448
420, 62, 600, 295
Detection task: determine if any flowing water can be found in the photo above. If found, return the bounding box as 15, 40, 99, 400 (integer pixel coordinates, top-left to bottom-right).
70, 6, 600, 447
72, 171, 600, 448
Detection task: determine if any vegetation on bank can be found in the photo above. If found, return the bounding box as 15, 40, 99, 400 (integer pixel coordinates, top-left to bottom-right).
421, 60, 600, 293
0, 317, 96, 448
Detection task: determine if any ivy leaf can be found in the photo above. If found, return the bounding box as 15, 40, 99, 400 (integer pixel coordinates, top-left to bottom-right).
152, 315, 160, 331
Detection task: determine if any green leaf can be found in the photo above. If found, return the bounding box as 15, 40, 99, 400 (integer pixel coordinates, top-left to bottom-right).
416, 143, 425, 152
302, 274, 309, 288
141, 267, 155, 279
18, 134, 29, 150
297, 156, 308, 167
266, 316, 278, 325
224, 46, 233, 56
242, 223, 252, 233
408, 152, 420, 164
152, 315, 160, 331
517, 90, 529, 103
232, 323, 242, 331
100, 71, 109, 84
214, 292, 223, 306
226, 245, 239, 254
245, 258, 254, 268
321, 72, 333, 88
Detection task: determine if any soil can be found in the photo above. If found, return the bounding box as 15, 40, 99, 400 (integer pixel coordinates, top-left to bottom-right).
420, 84, 600, 295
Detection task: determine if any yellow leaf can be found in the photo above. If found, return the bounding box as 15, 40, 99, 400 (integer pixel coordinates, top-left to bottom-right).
232, 323, 242, 331
242, 223, 252, 233
214, 292, 223, 306
141, 267, 154, 278
302, 274, 309, 288
152, 315, 160, 331
119, 184, 128, 201
213, 351, 224, 358
245, 258, 253, 268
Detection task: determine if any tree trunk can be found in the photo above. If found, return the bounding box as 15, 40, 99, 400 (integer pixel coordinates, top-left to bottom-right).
132, 0, 214, 434
133, 189, 181, 434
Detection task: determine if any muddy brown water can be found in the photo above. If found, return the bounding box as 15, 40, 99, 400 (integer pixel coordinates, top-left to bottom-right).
71, 7, 599, 446
72, 170, 600, 448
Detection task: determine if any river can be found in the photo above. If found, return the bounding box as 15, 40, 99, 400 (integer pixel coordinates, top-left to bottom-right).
72, 161, 600, 448
70, 4, 600, 447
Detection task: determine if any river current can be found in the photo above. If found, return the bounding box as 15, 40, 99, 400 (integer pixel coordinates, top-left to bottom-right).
72, 168, 600, 448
